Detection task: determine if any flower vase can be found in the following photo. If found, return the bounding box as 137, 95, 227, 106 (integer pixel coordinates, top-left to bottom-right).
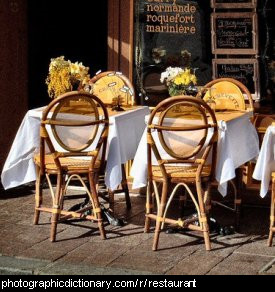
168, 85, 198, 97
168, 86, 186, 97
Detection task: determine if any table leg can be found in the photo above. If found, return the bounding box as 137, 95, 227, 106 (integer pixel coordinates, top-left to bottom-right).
235, 167, 243, 232
121, 164, 132, 210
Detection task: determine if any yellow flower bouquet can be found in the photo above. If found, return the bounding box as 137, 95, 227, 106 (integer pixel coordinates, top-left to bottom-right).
160, 67, 198, 96
46, 56, 90, 98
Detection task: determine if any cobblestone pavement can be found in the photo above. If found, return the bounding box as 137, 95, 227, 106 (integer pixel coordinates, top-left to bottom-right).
0, 184, 274, 275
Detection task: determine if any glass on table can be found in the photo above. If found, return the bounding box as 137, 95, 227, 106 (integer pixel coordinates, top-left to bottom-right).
204, 87, 217, 113
206, 98, 216, 112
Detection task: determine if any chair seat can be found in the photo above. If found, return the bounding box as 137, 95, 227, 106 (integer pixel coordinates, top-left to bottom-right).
34, 154, 100, 172
152, 164, 211, 179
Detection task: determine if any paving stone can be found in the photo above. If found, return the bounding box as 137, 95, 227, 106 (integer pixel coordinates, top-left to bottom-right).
16, 225, 52, 243
0, 212, 23, 224
0, 242, 35, 257
18, 227, 93, 261
59, 241, 129, 267
233, 235, 275, 258
108, 250, 175, 274
0, 224, 52, 257
94, 224, 153, 247
17, 212, 53, 226
108, 232, 204, 274
166, 250, 224, 275
138, 232, 202, 259
209, 233, 253, 257
207, 253, 274, 275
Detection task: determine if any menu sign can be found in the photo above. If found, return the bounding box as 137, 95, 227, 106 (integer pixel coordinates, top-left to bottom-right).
212, 59, 260, 99
211, 13, 258, 54
211, 0, 257, 9
134, 0, 212, 105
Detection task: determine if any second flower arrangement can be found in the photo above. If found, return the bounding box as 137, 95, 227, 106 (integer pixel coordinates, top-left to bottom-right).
160, 66, 198, 97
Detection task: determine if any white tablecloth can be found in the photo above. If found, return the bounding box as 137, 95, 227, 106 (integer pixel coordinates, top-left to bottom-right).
1, 106, 150, 191
253, 125, 275, 198
131, 111, 259, 197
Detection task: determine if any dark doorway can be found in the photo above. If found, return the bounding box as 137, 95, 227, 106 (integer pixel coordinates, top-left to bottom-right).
28, 0, 108, 108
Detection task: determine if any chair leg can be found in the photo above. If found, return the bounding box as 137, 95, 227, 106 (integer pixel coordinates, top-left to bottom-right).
34, 168, 42, 225
204, 183, 212, 216
203, 223, 211, 251
152, 182, 168, 251
89, 172, 106, 240
196, 180, 211, 251
144, 181, 153, 233
50, 173, 63, 242
50, 211, 59, 242
121, 164, 131, 210
268, 178, 275, 247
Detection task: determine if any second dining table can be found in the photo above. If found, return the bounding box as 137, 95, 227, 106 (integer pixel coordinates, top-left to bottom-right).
131, 110, 260, 197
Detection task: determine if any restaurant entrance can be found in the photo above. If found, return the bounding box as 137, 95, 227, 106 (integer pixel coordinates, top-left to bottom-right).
27, 0, 108, 109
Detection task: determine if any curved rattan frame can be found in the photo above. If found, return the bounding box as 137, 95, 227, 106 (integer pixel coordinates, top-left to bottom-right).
50, 94, 100, 152
157, 100, 209, 160
90, 71, 136, 106
197, 77, 254, 112
145, 96, 218, 251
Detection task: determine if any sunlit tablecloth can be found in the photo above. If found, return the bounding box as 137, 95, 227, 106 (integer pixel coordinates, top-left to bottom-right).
1, 106, 150, 191
253, 125, 275, 198
131, 111, 259, 197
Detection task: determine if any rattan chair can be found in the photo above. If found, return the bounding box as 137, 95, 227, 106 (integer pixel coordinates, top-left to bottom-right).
145, 96, 218, 251
197, 78, 255, 229
269, 172, 275, 246
33, 91, 109, 242
90, 71, 135, 106
197, 77, 254, 112
89, 71, 135, 211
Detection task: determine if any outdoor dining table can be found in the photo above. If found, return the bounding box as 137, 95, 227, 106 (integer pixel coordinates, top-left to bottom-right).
131, 110, 260, 197
253, 123, 275, 198
1, 105, 150, 191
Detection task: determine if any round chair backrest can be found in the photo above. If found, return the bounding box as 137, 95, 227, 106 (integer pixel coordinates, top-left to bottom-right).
200, 78, 254, 112
90, 71, 135, 106
253, 114, 275, 145
148, 96, 218, 160
41, 91, 109, 153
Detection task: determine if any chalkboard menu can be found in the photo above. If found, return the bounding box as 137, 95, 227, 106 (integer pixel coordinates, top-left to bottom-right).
211, 13, 258, 55
211, 0, 257, 9
134, 0, 212, 106
212, 59, 260, 99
